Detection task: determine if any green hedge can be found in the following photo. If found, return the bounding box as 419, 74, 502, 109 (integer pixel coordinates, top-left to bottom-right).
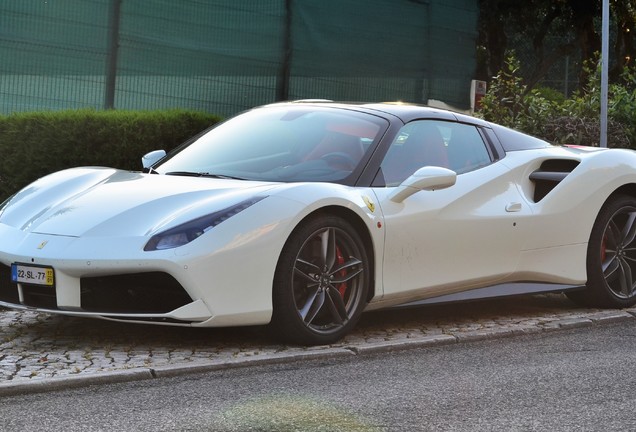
0, 109, 221, 201
477, 54, 636, 148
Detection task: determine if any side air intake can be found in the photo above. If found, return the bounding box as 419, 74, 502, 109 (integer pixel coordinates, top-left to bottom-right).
529, 159, 580, 202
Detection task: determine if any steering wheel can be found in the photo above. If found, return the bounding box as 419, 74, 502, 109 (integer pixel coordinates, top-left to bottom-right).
320, 152, 357, 170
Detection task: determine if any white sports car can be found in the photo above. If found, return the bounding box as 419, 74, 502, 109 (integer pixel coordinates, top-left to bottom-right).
1, 101, 635, 345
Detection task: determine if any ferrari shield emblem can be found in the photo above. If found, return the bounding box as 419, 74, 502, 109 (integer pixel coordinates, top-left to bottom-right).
363, 196, 375, 213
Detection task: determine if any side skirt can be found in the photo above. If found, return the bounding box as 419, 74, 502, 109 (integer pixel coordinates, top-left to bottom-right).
392, 282, 584, 308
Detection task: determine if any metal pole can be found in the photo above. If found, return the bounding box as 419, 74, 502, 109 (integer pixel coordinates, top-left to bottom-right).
600, 0, 609, 147
276, 0, 292, 101
564, 56, 569, 97
104, 0, 122, 110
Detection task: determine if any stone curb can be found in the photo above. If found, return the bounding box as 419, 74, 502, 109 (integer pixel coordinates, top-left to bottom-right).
542, 317, 594, 331
348, 334, 457, 355
0, 348, 357, 397
0, 368, 154, 397
151, 347, 356, 379
0, 309, 634, 397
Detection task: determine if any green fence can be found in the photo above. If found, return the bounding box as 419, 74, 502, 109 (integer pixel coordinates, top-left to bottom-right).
0, 0, 479, 116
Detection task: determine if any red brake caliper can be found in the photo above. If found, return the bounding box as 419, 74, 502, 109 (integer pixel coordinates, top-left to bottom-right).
336, 246, 347, 297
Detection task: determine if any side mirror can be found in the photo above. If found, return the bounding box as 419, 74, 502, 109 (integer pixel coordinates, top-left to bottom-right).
142, 150, 167, 170
390, 166, 456, 203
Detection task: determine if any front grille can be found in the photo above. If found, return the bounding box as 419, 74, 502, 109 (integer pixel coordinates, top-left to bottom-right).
80, 272, 193, 314
0, 264, 20, 304
22, 284, 57, 309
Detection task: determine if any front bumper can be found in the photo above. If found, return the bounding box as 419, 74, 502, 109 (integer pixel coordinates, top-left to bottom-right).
0, 217, 279, 328
0, 261, 213, 324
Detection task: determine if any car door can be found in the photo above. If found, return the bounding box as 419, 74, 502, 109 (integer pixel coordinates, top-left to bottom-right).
371, 119, 533, 300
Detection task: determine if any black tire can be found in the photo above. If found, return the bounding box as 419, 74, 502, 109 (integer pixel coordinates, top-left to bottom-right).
271, 215, 370, 345
567, 195, 636, 308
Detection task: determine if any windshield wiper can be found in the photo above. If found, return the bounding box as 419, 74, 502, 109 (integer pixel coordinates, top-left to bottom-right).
165, 171, 245, 180
165, 171, 205, 177
201, 173, 246, 180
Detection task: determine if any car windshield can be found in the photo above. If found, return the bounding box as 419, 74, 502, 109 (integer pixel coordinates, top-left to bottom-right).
154, 106, 387, 182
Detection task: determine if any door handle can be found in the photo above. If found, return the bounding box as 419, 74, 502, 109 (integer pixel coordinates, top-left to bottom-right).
506, 202, 522, 212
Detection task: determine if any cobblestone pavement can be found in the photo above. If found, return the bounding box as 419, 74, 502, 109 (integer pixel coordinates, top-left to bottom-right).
0, 293, 634, 393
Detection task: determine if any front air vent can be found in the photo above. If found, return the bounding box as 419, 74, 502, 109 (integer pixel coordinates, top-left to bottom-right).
530, 159, 580, 202
81, 272, 193, 314
22, 284, 58, 309
0, 264, 19, 304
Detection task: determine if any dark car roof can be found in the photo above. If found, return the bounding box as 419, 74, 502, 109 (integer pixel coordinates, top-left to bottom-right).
279, 100, 489, 125
272, 100, 552, 151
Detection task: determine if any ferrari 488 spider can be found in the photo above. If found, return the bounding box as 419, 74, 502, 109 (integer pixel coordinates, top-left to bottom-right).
1, 101, 635, 345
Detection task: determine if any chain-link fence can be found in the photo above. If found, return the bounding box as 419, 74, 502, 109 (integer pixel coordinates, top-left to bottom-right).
0, 0, 479, 116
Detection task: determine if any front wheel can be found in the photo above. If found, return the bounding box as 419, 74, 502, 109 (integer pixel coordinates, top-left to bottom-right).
567, 195, 636, 308
271, 215, 370, 345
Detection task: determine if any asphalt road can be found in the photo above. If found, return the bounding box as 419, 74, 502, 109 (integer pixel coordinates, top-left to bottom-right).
0, 320, 634, 431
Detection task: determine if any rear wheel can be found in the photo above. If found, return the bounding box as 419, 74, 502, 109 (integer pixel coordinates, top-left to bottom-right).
567, 195, 636, 308
271, 215, 369, 345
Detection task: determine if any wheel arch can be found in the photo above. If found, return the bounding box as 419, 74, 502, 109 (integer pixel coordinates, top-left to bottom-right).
292, 205, 377, 303
567, 188, 636, 308
606, 183, 636, 203
584, 183, 636, 241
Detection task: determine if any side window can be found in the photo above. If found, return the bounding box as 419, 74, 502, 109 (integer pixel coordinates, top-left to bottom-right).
445, 123, 492, 174
376, 120, 492, 186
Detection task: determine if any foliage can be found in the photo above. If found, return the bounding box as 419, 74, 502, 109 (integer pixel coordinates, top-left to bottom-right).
0, 109, 221, 201
477, 0, 636, 91
607, 68, 636, 143
477, 54, 527, 129
478, 54, 559, 137
532, 86, 566, 105
478, 53, 636, 148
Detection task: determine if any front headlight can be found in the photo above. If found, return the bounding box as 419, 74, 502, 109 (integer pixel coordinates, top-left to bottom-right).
144, 196, 266, 251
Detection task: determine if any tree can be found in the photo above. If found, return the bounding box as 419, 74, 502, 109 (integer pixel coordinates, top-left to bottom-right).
477, 0, 636, 92
478, 53, 636, 148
